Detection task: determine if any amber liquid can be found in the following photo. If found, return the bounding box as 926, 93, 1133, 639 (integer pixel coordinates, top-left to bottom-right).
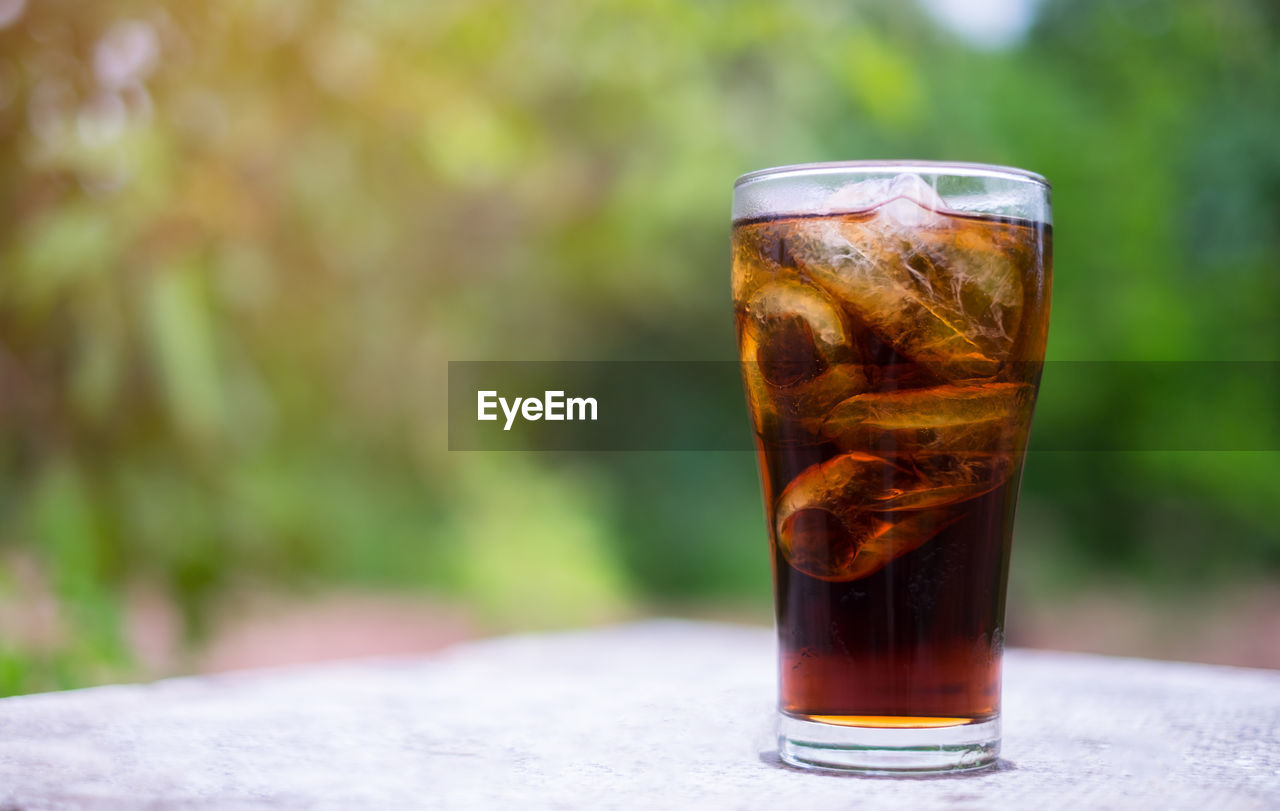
733, 208, 1051, 725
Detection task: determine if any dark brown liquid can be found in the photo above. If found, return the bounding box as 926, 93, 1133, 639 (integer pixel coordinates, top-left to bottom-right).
733, 206, 1051, 725
762, 441, 1017, 722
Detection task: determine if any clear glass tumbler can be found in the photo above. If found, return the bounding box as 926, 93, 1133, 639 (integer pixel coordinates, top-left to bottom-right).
732, 161, 1052, 773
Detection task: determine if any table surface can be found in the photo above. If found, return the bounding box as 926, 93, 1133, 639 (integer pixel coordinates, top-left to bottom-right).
0, 620, 1277, 810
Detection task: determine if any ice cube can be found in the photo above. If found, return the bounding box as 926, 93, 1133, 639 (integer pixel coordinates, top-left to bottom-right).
741, 355, 867, 440
822, 388, 1025, 490
781, 447, 1013, 513
774, 452, 962, 580
917, 224, 1025, 347
822, 383, 1033, 438
824, 173, 947, 227
743, 278, 852, 367
732, 220, 788, 304
776, 507, 875, 581
774, 452, 911, 521
832, 510, 961, 581
824, 177, 894, 213
787, 213, 1024, 378
738, 278, 867, 439
772, 449, 1002, 580
868, 452, 1015, 510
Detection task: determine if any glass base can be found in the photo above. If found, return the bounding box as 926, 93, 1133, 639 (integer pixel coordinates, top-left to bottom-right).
776, 712, 1000, 775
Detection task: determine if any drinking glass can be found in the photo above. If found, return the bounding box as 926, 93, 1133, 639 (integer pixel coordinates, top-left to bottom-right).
732, 161, 1051, 773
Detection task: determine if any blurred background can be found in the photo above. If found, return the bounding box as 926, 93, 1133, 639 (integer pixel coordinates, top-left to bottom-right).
1, 0, 1278, 695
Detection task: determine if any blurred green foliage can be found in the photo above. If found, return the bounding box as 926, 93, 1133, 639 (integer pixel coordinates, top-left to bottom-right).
1, 0, 1278, 694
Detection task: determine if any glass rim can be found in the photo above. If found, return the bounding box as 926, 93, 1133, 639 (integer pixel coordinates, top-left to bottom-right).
734, 160, 1050, 191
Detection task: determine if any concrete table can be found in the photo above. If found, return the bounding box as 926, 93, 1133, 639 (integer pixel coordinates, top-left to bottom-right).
0, 621, 1276, 809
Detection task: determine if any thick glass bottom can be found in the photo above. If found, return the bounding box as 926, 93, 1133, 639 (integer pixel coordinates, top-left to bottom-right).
776, 712, 1000, 775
